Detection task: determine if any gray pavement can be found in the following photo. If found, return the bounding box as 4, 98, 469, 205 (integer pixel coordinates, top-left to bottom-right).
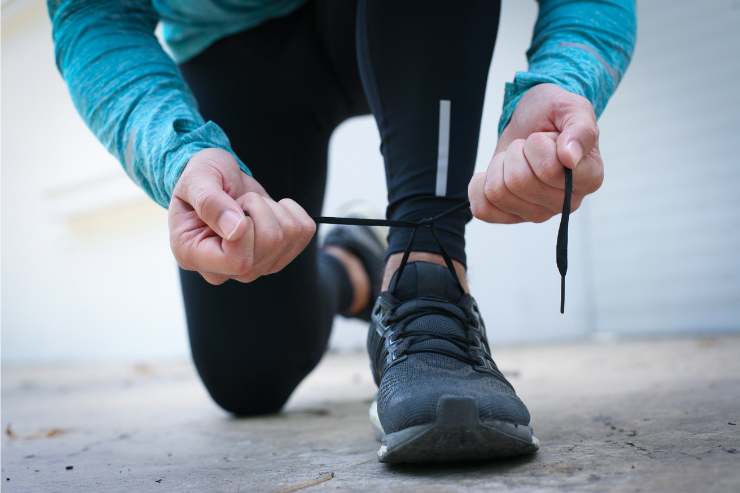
2, 335, 739, 492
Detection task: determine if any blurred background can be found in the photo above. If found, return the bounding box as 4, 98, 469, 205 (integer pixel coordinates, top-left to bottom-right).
2, 0, 739, 363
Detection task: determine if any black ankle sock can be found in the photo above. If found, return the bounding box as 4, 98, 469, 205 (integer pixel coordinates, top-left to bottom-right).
319, 250, 354, 315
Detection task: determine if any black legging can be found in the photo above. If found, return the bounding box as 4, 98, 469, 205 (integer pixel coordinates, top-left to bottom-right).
178, 0, 500, 415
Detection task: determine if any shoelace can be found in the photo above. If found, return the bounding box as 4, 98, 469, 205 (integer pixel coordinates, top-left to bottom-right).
313, 169, 573, 313
389, 302, 480, 364
383, 299, 510, 387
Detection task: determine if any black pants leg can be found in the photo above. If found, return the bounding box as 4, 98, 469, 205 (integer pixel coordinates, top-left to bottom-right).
178, 1, 367, 415
357, 0, 501, 266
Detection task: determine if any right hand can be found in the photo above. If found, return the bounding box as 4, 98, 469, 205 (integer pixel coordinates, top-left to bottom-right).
468, 84, 603, 224
168, 148, 316, 285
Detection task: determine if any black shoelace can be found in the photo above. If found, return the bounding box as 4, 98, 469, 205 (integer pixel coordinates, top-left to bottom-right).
313, 169, 573, 314
382, 299, 509, 386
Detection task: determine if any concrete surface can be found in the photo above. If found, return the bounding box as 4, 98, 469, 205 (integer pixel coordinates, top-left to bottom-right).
2, 335, 739, 492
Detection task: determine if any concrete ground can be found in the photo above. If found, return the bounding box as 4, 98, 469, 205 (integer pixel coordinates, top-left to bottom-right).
2, 335, 739, 492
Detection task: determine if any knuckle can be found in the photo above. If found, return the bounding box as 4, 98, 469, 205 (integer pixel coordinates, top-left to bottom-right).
532, 211, 554, 223
504, 166, 528, 194
304, 218, 317, 236
524, 131, 547, 150
299, 224, 315, 243
278, 197, 297, 208
192, 189, 215, 215
202, 275, 225, 286
236, 272, 260, 283
526, 152, 556, 182
482, 178, 504, 205
524, 134, 550, 163
284, 221, 301, 240
553, 97, 571, 118
470, 199, 485, 219
540, 159, 562, 184
233, 256, 253, 277
274, 228, 286, 244
582, 124, 599, 144
571, 195, 583, 212
593, 167, 605, 191
267, 260, 289, 275
501, 214, 522, 225
175, 249, 193, 271
242, 191, 261, 205
506, 138, 525, 153
262, 227, 283, 247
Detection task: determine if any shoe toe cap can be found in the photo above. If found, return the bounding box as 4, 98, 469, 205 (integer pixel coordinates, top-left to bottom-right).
377, 370, 531, 434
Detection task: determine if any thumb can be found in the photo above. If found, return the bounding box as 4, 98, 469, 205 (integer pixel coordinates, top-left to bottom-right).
556, 103, 599, 170
177, 167, 247, 241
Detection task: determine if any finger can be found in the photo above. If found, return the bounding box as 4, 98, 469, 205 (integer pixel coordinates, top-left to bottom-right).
506, 135, 570, 214
276, 197, 317, 253
522, 132, 566, 189
468, 171, 523, 224
277, 198, 317, 243
200, 272, 229, 285
571, 151, 605, 195
523, 131, 602, 196
238, 192, 284, 275
489, 141, 555, 223
169, 195, 229, 274
172, 227, 244, 276
555, 99, 599, 169
261, 198, 310, 274
176, 167, 247, 241
225, 215, 258, 282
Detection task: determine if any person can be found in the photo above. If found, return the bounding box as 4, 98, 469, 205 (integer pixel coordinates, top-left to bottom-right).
48, 0, 636, 463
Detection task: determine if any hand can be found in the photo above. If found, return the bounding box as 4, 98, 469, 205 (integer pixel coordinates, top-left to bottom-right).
168, 148, 316, 285
469, 83, 604, 224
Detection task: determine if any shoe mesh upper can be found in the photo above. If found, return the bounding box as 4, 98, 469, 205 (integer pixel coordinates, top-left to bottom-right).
367, 262, 532, 434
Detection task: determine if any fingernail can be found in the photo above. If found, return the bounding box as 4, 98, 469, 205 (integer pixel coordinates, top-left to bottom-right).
566, 140, 584, 166
218, 210, 242, 240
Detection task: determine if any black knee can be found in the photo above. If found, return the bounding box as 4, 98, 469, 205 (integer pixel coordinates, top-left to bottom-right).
203, 371, 299, 417
199, 348, 326, 416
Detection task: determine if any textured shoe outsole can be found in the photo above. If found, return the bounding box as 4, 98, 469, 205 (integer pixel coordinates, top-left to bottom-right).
370, 396, 539, 464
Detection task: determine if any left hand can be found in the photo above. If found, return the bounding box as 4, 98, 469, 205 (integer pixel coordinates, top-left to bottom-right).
469, 83, 604, 224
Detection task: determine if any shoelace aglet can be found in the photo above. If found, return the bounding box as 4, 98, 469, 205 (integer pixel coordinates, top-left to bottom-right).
560, 274, 566, 314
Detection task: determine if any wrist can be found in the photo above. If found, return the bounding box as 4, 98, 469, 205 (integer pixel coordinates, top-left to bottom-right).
163, 121, 252, 208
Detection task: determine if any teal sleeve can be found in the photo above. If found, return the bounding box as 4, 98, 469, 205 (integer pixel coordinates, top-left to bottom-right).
47, 0, 252, 208
498, 0, 637, 135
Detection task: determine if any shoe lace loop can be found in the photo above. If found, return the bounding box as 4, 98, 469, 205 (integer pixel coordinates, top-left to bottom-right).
386, 300, 489, 368
382, 299, 513, 389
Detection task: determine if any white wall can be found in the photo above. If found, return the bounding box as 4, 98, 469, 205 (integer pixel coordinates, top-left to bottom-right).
2, 0, 739, 363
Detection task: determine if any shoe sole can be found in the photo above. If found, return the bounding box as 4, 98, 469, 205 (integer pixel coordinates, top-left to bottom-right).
369, 396, 539, 464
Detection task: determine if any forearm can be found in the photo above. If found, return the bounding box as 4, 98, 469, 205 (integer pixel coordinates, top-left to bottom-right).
499, 0, 636, 134
48, 0, 250, 207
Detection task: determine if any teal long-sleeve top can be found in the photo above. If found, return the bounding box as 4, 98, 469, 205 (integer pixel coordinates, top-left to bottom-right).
48, 0, 636, 208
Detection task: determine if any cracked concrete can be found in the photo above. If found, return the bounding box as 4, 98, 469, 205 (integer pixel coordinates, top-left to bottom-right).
2, 335, 739, 492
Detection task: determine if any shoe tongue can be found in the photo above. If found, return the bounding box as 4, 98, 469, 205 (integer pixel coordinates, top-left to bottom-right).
389, 262, 470, 361
390, 261, 464, 302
